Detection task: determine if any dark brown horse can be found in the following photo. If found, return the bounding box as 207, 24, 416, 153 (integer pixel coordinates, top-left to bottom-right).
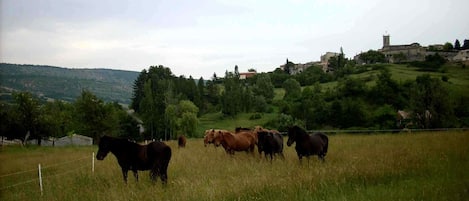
96, 136, 172, 184
257, 130, 284, 161
178, 135, 186, 148
213, 130, 257, 154
287, 126, 328, 163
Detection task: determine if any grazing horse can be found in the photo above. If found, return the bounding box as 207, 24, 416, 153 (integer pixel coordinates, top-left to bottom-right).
96, 136, 172, 184
178, 135, 186, 148
257, 130, 284, 161
213, 130, 257, 154
287, 126, 328, 163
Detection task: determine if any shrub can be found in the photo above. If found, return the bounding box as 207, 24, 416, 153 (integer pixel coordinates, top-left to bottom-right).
249, 113, 262, 120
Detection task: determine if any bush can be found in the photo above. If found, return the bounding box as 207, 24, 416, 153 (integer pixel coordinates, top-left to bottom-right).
249, 113, 262, 120
264, 113, 302, 132
441, 75, 449, 82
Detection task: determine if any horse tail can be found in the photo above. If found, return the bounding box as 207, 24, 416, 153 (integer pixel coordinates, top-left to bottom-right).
162, 145, 172, 166
317, 133, 328, 156
159, 144, 172, 183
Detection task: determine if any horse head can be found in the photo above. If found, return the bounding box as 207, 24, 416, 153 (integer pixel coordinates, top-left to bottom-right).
286, 126, 299, 147
213, 130, 224, 147
96, 136, 111, 160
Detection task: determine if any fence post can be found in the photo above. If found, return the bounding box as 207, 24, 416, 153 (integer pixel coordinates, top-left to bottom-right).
92, 152, 95, 173
38, 164, 43, 196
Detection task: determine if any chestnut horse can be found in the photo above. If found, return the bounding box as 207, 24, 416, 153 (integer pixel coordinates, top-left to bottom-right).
96, 136, 172, 184
204, 129, 225, 147
213, 130, 257, 154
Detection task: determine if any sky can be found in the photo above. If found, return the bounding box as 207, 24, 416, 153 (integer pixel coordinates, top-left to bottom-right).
1, 0, 468, 79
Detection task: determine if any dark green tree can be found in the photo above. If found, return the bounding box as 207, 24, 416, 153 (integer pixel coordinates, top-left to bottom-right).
336, 77, 367, 98
409, 74, 454, 128
13, 92, 41, 143
253, 73, 275, 103
295, 84, 327, 129
455, 39, 461, 50
443, 42, 453, 51
74, 90, 112, 142
270, 68, 290, 88
130, 69, 148, 112
462, 39, 469, 50
205, 80, 221, 112
197, 77, 206, 114
221, 70, 243, 116
282, 78, 301, 101
284, 59, 295, 74
369, 68, 403, 108
40, 100, 74, 140
359, 50, 386, 64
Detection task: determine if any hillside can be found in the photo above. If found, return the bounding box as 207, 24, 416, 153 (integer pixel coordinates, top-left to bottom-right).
0, 63, 139, 104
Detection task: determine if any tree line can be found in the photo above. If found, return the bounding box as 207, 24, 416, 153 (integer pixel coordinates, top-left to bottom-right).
2, 57, 469, 143
1, 90, 141, 144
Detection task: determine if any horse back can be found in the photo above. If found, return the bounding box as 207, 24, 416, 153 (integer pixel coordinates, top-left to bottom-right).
296, 133, 327, 156
236, 131, 257, 145
312, 133, 328, 155
147, 141, 172, 161
226, 131, 256, 151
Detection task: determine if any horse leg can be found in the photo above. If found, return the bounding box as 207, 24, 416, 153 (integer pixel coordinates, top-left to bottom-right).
121, 168, 129, 183
318, 154, 326, 162
158, 161, 169, 185
297, 154, 303, 164
279, 152, 285, 160
133, 170, 139, 182
150, 169, 158, 183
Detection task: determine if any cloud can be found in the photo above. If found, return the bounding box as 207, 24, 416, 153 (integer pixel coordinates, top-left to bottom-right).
2, 0, 469, 79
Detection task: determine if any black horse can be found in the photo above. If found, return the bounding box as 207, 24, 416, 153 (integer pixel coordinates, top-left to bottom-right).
286, 126, 328, 163
96, 136, 172, 184
257, 130, 284, 161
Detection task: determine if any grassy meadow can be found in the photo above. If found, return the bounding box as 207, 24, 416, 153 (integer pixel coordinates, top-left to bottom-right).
1, 131, 468, 201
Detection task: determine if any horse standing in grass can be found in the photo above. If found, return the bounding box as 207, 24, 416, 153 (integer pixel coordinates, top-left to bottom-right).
178, 135, 186, 148
96, 136, 172, 184
287, 126, 328, 163
213, 130, 257, 154
257, 130, 284, 161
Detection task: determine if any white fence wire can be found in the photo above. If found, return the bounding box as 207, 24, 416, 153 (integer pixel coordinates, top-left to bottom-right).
0, 152, 95, 193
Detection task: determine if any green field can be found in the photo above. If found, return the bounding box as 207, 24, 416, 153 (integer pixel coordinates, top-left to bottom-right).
270, 63, 469, 101
1, 131, 468, 201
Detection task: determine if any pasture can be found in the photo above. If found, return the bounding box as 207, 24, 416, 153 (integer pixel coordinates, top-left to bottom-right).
1, 131, 468, 201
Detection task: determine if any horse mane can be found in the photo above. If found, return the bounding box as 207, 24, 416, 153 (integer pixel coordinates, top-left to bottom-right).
235, 127, 251, 133
101, 136, 141, 151
292, 126, 308, 136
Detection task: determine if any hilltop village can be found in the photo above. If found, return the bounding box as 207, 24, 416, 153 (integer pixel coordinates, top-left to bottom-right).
274, 35, 469, 75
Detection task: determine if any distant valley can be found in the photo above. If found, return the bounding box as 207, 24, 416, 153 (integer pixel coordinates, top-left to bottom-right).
0, 63, 139, 104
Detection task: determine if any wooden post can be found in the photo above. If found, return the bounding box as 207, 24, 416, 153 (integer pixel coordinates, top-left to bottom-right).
38, 164, 43, 196
92, 152, 95, 173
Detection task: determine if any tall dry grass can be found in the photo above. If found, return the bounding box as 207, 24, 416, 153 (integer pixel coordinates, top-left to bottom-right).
1, 131, 468, 201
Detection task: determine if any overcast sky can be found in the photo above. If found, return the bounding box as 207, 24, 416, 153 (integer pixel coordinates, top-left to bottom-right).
1, 0, 468, 79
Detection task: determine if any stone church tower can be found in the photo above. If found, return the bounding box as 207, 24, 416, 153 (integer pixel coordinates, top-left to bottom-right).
383, 34, 390, 48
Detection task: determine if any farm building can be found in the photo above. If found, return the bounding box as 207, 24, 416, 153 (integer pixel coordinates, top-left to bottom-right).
39, 134, 93, 146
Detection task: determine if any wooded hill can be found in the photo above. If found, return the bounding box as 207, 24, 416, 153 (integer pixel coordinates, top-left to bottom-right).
0, 63, 139, 104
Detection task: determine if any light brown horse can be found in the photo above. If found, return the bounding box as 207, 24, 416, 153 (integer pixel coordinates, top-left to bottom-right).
213, 130, 257, 154
204, 129, 227, 147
